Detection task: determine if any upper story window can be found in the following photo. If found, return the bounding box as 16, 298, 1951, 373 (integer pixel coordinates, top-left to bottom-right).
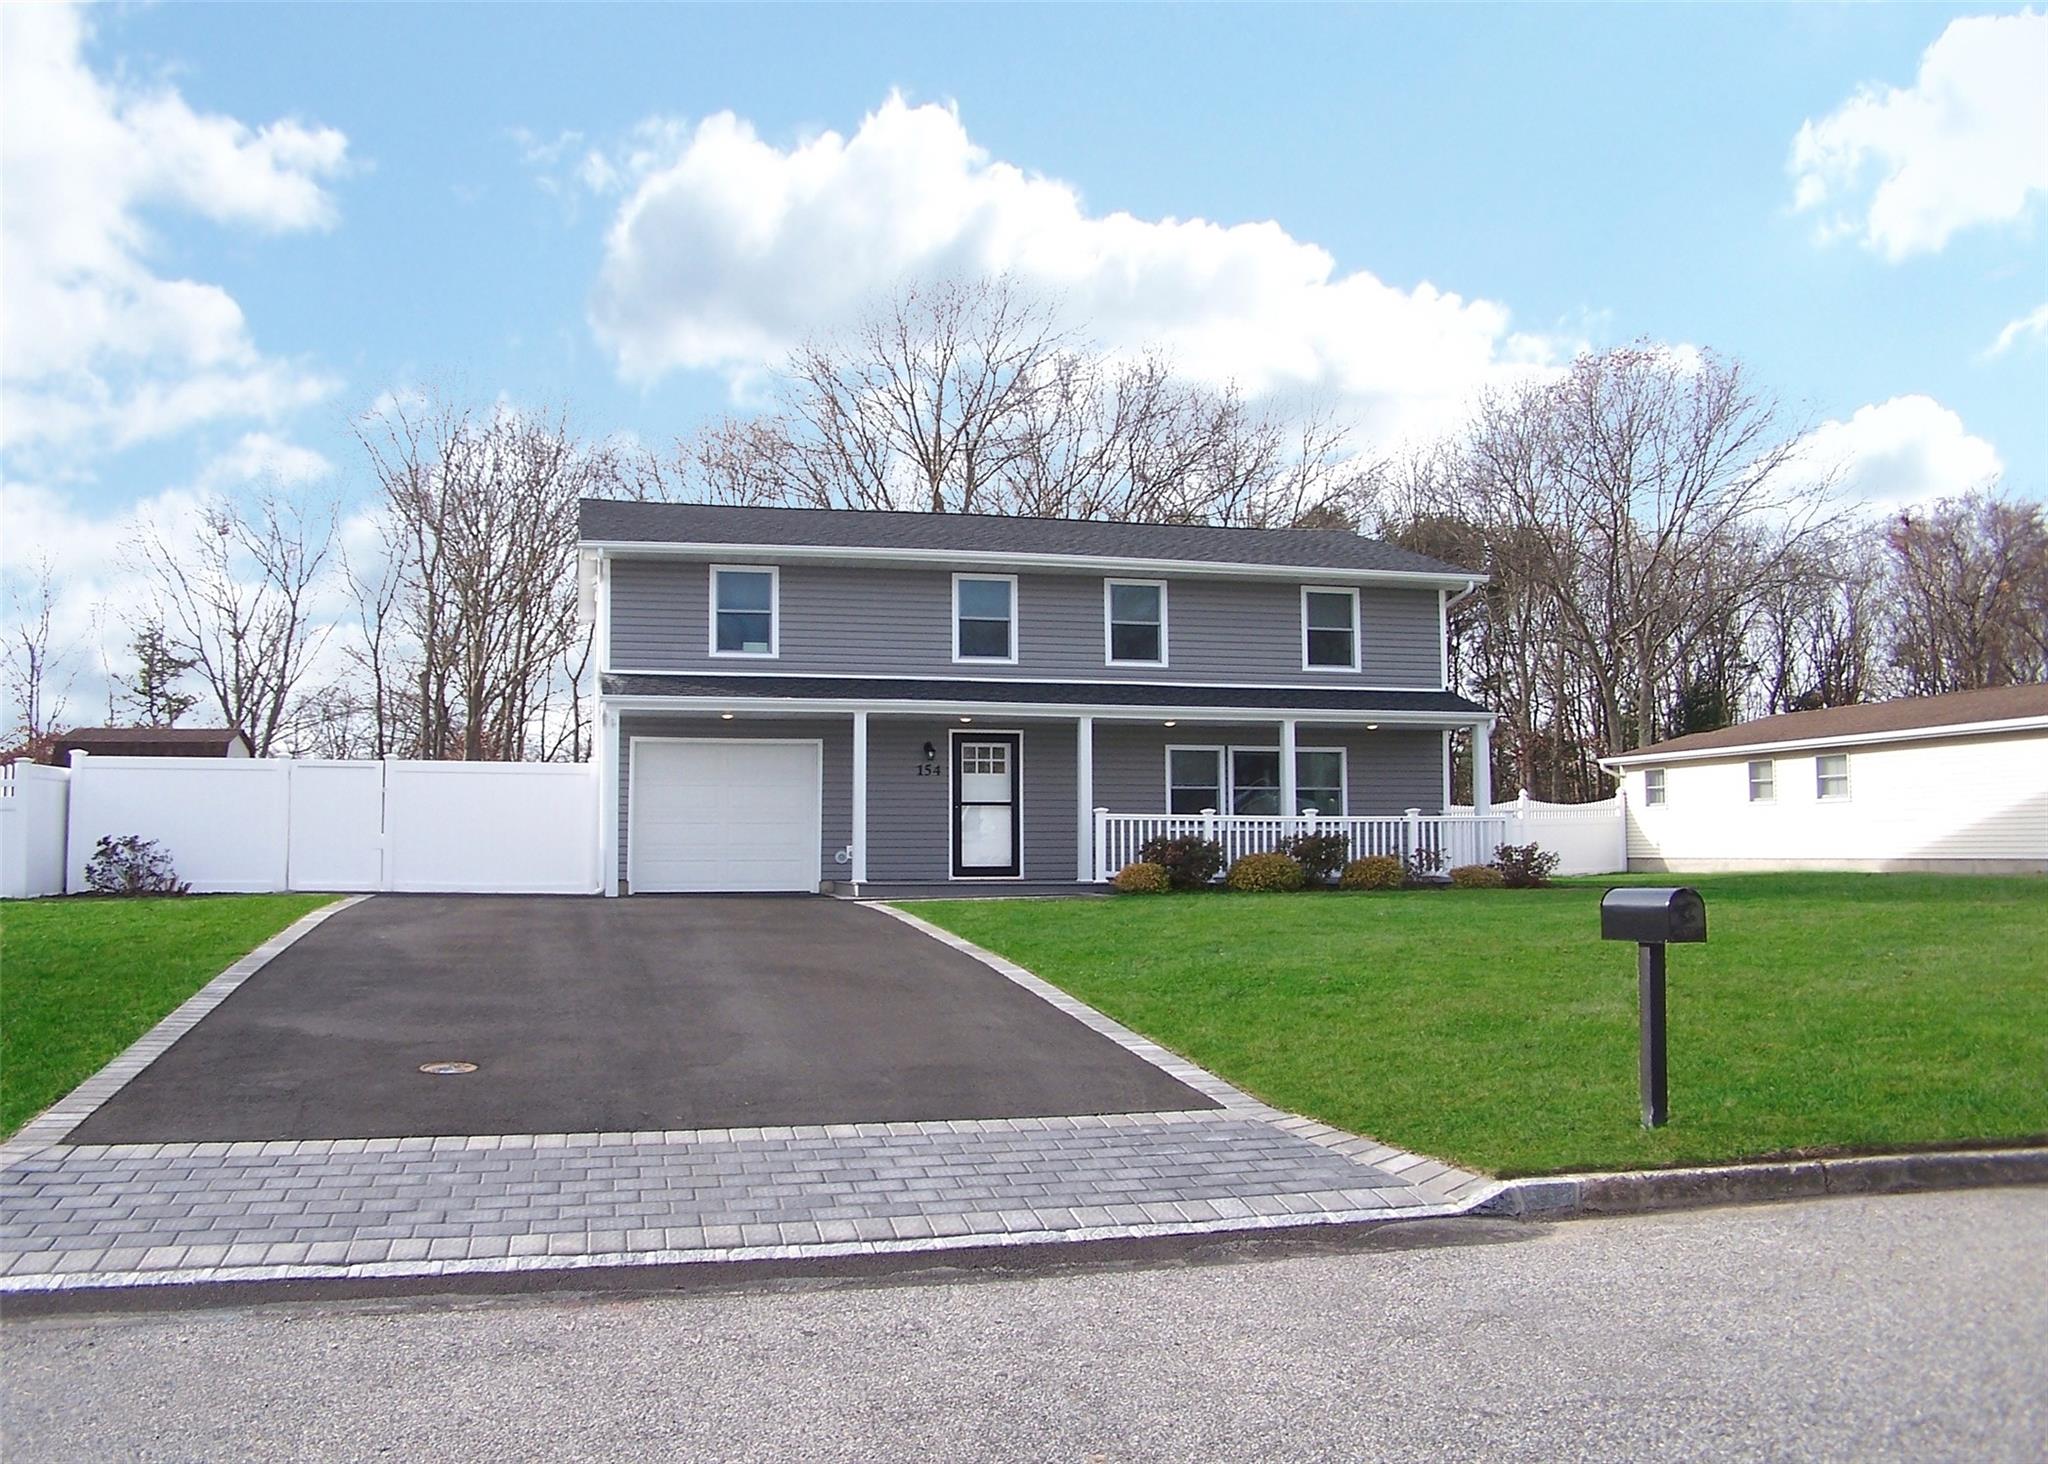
1815, 753, 1850, 801
1105, 579, 1167, 666
1302, 587, 1360, 670
953, 574, 1017, 663
1747, 760, 1775, 802
710, 565, 778, 657
1644, 768, 1667, 806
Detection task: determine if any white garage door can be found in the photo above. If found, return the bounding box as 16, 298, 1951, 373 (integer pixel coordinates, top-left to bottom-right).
630, 740, 822, 893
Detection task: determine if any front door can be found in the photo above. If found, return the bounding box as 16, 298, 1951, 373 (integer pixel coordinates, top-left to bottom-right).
952, 733, 1021, 877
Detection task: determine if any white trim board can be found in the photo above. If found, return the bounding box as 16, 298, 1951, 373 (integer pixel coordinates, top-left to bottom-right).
584, 539, 1486, 592
1601, 715, 2048, 767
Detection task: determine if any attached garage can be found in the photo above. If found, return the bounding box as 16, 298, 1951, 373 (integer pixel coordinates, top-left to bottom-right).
627, 739, 823, 893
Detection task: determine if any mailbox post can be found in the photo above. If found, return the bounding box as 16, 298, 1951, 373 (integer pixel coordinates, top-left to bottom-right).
1599, 887, 1707, 1128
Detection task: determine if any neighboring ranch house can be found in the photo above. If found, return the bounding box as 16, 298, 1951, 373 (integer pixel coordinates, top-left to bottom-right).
580, 500, 1502, 894
1602, 684, 2048, 875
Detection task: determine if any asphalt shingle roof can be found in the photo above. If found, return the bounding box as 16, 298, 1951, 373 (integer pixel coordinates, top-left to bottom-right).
578, 499, 1476, 578
1611, 683, 2048, 761
601, 672, 1487, 716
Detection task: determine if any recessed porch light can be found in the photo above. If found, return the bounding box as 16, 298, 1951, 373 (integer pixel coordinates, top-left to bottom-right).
1163, 720, 1177, 727
959, 716, 973, 723
1366, 723, 1379, 730
720, 711, 735, 720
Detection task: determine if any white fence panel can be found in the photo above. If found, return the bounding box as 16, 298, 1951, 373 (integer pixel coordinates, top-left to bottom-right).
1451, 793, 1628, 875
0, 763, 71, 898
287, 761, 386, 892
67, 756, 290, 893
383, 762, 599, 895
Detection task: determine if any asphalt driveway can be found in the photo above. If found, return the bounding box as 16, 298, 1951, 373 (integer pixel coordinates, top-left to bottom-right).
66, 896, 1216, 1144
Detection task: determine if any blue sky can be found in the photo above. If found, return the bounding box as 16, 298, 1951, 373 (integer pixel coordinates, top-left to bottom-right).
3, 3, 2045, 637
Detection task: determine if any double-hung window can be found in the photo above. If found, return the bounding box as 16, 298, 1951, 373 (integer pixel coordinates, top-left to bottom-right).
1215, 747, 1347, 816
710, 566, 777, 657
1302, 587, 1360, 670
1644, 768, 1667, 806
954, 574, 1017, 663
1815, 754, 1850, 801
1295, 749, 1346, 815
1105, 580, 1167, 666
1747, 760, 1775, 802
1167, 747, 1224, 814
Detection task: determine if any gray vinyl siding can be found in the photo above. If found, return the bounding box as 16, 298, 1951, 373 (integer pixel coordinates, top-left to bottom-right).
609, 559, 1443, 688
1092, 724, 1445, 817
866, 717, 1077, 882
616, 712, 1077, 888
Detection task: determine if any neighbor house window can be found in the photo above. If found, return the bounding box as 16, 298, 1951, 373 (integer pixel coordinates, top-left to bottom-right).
1105, 580, 1167, 665
953, 574, 1018, 662
1747, 760, 1775, 802
1816, 753, 1850, 801
710, 566, 777, 657
1296, 749, 1346, 815
1302, 587, 1360, 670
1167, 747, 1224, 814
1644, 768, 1667, 806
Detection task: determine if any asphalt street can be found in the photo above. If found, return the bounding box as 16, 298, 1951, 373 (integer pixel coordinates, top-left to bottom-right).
4, 1187, 2043, 1461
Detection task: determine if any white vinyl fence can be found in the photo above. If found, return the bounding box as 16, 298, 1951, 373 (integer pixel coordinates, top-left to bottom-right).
64, 755, 600, 896
0, 762, 70, 899
1450, 792, 1628, 875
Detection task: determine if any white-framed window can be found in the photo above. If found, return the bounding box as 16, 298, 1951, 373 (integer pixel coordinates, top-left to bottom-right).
1183, 745, 1348, 816
1296, 748, 1346, 816
1231, 748, 1284, 814
1816, 753, 1850, 801
709, 565, 778, 657
1301, 586, 1361, 671
1644, 768, 1667, 806
1105, 579, 1167, 666
953, 574, 1018, 663
1747, 759, 1775, 802
1166, 746, 1224, 814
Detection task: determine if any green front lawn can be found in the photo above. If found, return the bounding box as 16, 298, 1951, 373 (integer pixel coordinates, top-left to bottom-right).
0, 895, 334, 1138
905, 874, 2048, 1176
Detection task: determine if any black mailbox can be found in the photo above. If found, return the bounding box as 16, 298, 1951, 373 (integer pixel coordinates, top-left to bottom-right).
1600, 886, 1707, 945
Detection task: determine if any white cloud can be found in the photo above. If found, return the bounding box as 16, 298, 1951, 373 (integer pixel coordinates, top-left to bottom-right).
0, 3, 348, 455
1795, 395, 2004, 512
1985, 302, 2048, 356
197, 432, 336, 490
586, 94, 1563, 445
1789, 10, 2048, 261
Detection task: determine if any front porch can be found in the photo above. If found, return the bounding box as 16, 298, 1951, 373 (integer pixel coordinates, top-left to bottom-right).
599, 691, 1499, 894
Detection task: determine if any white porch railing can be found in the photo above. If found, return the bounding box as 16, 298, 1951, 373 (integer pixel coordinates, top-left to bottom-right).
1091, 808, 1511, 883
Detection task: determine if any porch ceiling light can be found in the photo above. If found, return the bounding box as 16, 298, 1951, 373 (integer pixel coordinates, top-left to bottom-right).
1366, 723, 1379, 730
720, 711, 735, 720
959, 716, 973, 723
1163, 720, 1177, 727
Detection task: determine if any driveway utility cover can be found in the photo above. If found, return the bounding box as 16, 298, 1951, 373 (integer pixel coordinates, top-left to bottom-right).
66, 896, 1217, 1143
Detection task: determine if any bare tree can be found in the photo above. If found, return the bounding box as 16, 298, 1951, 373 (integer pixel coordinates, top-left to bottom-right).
132, 492, 336, 756
1884, 490, 2048, 693
354, 393, 604, 760
3, 556, 75, 756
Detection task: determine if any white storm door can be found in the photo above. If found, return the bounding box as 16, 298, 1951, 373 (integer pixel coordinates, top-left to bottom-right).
953, 733, 1021, 877
630, 739, 821, 893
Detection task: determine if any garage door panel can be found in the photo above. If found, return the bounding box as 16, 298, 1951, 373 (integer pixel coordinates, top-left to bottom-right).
631, 740, 821, 893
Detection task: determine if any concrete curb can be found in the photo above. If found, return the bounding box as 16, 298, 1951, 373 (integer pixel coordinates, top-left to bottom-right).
1475, 1146, 2048, 1219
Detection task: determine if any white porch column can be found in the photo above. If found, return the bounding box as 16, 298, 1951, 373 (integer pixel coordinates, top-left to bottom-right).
851, 710, 869, 885
1472, 720, 1493, 817
600, 707, 620, 897
1075, 715, 1095, 882
1279, 718, 1298, 818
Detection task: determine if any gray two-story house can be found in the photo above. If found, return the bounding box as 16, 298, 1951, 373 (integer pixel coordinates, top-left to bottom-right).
580, 500, 1499, 894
